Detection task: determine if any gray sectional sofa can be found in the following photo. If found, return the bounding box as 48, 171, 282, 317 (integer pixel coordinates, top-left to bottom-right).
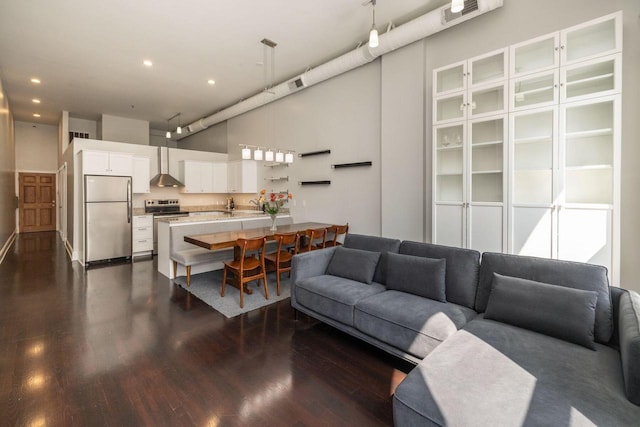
290, 234, 640, 426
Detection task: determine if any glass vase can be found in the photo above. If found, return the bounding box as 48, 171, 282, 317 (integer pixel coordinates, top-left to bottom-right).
269, 214, 277, 231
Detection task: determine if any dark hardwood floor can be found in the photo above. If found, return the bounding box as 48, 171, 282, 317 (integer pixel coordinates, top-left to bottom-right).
0, 232, 412, 426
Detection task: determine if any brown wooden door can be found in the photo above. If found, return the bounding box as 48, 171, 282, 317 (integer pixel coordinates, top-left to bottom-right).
19, 173, 57, 233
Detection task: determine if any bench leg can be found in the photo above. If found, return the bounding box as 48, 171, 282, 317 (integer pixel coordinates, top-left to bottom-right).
172, 261, 177, 279
186, 266, 191, 287
294, 308, 299, 321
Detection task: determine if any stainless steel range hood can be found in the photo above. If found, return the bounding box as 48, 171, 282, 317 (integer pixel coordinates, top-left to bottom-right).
150, 146, 184, 187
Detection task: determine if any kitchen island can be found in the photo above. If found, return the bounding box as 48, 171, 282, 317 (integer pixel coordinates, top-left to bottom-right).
156, 212, 292, 279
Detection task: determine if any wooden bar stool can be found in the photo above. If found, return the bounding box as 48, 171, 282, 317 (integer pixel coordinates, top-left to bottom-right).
221, 237, 269, 308
264, 232, 299, 296
298, 228, 327, 253
321, 224, 349, 248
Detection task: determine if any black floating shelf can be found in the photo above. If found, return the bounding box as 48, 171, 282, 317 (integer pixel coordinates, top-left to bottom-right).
331, 161, 373, 169
299, 180, 331, 186
298, 149, 331, 158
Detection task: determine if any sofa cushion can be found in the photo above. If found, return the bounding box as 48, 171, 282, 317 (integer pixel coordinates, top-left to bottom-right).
393, 317, 640, 427
477, 252, 613, 344
485, 273, 598, 350
295, 275, 385, 326
354, 290, 476, 359
398, 241, 480, 310
326, 246, 380, 284
386, 253, 446, 302
343, 234, 401, 285
619, 290, 640, 405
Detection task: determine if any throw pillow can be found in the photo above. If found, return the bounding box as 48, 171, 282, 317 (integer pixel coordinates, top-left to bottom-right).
485, 273, 598, 350
385, 252, 447, 302
326, 246, 381, 284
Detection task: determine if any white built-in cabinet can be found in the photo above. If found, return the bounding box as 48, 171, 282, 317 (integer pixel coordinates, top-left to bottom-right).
132, 214, 153, 256
132, 156, 150, 193
179, 160, 229, 193
227, 160, 258, 194
433, 48, 508, 254
433, 11, 622, 282
82, 150, 133, 176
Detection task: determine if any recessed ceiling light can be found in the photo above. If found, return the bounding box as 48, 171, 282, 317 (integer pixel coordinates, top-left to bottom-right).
207, 79, 216, 85
31, 78, 41, 84
32, 99, 41, 104
143, 60, 153, 67
33, 113, 41, 118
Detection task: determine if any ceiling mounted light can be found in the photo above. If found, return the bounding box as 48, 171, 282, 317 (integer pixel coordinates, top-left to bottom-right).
275, 151, 284, 163
451, 0, 464, 13
207, 79, 216, 85
33, 113, 40, 118
242, 146, 252, 160
254, 147, 263, 161
32, 99, 41, 104
285, 152, 294, 164
143, 59, 153, 67
30, 78, 41, 84
368, 0, 379, 48
265, 149, 274, 162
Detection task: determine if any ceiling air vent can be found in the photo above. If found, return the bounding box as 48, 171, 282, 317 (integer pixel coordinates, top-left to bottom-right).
442, 0, 479, 23
287, 77, 305, 92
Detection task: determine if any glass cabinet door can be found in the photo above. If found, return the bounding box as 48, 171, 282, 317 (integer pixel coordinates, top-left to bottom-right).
511, 108, 556, 204
561, 97, 616, 205
469, 49, 507, 87
434, 123, 465, 202
469, 116, 505, 203
468, 83, 506, 119
510, 70, 558, 111
561, 53, 620, 103
511, 32, 559, 77
561, 12, 621, 66
434, 92, 467, 124
434, 61, 466, 96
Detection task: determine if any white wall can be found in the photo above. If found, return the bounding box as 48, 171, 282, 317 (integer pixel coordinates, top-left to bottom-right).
69, 117, 98, 139
226, 61, 382, 236
178, 121, 227, 153
100, 114, 149, 145
0, 76, 16, 256
15, 121, 58, 172
381, 40, 425, 242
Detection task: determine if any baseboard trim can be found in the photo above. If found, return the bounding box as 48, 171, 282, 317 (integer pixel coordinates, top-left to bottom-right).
0, 230, 17, 264
65, 239, 73, 260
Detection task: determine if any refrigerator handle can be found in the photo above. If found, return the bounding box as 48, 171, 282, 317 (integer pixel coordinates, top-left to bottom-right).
127, 179, 131, 224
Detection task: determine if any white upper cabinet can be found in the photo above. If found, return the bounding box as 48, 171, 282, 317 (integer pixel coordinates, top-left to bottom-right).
227, 160, 257, 194
433, 48, 507, 125
212, 163, 228, 193
132, 156, 150, 193
179, 160, 214, 193
82, 150, 133, 176
510, 11, 621, 79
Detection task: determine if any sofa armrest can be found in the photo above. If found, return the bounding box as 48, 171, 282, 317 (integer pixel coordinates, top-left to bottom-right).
291, 247, 337, 306
619, 289, 640, 405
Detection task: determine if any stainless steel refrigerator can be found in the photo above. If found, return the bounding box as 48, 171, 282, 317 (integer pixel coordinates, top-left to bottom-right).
84, 175, 132, 266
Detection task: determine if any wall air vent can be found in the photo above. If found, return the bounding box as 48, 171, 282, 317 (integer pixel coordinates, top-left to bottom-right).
443, 0, 479, 23
287, 77, 305, 92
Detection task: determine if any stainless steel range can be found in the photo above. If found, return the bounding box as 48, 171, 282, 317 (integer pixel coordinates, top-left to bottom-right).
145, 199, 190, 254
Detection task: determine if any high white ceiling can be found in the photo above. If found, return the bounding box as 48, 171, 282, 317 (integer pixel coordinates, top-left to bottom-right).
0, 0, 449, 131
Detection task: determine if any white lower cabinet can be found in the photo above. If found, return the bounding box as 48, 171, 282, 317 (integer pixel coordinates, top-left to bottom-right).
132, 215, 153, 256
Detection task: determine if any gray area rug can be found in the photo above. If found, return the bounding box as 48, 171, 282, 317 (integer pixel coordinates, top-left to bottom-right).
172, 269, 291, 318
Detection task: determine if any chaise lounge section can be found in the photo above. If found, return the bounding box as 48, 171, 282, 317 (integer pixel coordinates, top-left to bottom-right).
291, 234, 640, 426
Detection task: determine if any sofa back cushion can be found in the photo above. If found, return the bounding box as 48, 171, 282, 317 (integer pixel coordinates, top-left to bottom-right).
485, 273, 598, 350
398, 241, 480, 310
477, 252, 613, 344
326, 246, 381, 284
343, 234, 401, 284
385, 253, 446, 302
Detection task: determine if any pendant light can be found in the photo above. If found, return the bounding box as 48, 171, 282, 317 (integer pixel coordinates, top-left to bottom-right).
265, 149, 274, 162
176, 113, 182, 135
254, 147, 263, 161
241, 145, 252, 159
451, 0, 464, 13
369, 0, 379, 48
285, 152, 294, 164
275, 150, 284, 163
165, 119, 171, 139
